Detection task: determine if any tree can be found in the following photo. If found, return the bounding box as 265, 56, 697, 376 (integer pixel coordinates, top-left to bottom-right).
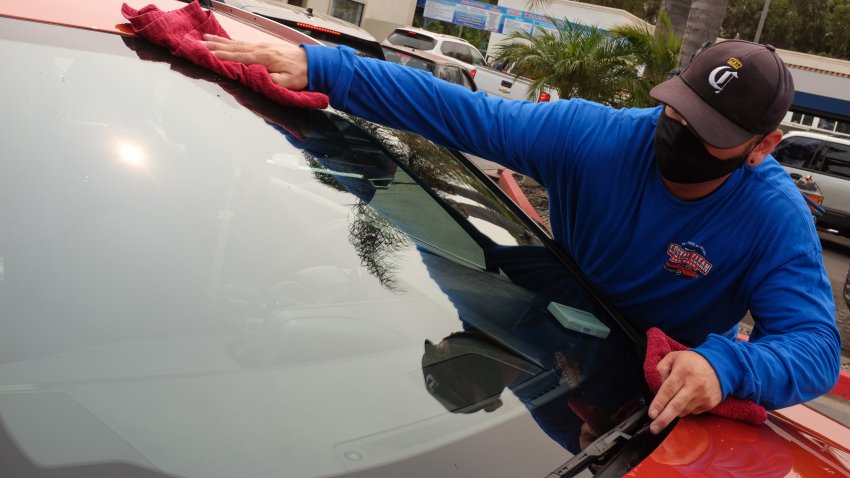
522, 0, 724, 70
492, 20, 646, 106
721, 0, 850, 59
609, 10, 681, 103
673, 0, 730, 69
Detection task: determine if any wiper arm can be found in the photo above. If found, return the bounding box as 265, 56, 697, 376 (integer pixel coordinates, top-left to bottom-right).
545, 406, 649, 478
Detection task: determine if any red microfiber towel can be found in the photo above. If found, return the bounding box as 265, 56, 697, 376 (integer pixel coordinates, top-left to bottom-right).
644, 327, 768, 425
121, 1, 328, 109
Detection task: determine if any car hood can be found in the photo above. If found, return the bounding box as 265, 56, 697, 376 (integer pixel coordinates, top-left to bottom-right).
626, 405, 850, 476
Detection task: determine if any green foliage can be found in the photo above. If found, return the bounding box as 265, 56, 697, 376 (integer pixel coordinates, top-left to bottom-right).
492, 16, 679, 107
722, 0, 850, 59
576, 0, 850, 60
609, 10, 681, 103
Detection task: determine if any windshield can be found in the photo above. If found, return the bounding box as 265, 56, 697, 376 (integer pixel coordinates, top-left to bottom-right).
387, 30, 437, 51
0, 17, 650, 478
382, 47, 437, 74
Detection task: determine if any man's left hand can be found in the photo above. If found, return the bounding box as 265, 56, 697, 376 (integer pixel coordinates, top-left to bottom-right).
648, 350, 722, 434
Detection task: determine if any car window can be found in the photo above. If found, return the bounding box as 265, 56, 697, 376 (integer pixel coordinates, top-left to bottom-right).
818, 142, 850, 178
456, 45, 475, 64
439, 42, 484, 66
439, 41, 456, 57
440, 66, 462, 85
387, 30, 437, 50
442, 41, 471, 64
772, 136, 823, 168
382, 47, 436, 73
469, 47, 486, 66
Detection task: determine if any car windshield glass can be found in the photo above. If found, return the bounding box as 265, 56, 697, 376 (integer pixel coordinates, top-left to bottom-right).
382, 47, 437, 73
0, 17, 650, 478
387, 30, 437, 50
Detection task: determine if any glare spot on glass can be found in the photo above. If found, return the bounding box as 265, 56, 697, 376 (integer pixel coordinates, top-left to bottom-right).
117, 142, 145, 168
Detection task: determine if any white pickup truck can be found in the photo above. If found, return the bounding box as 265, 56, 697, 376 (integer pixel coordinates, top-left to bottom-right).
472, 66, 560, 102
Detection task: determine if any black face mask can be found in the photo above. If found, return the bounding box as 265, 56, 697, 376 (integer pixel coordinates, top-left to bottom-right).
654, 112, 756, 184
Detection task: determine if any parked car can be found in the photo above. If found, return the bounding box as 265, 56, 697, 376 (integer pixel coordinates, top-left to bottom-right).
471, 65, 560, 102
382, 44, 477, 91
382, 26, 556, 102
382, 26, 486, 70
772, 130, 850, 235
1, 0, 848, 477
216, 0, 385, 59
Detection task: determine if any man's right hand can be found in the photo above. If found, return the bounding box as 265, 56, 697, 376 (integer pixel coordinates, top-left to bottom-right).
200, 34, 309, 91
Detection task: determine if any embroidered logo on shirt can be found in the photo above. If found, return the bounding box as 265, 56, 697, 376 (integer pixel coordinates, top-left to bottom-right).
664, 242, 713, 279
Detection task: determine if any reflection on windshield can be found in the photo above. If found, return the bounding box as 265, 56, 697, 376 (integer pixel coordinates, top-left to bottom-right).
0, 18, 651, 478
415, 247, 646, 455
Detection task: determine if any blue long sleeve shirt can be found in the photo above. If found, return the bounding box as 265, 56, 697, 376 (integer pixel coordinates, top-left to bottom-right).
303, 45, 841, 409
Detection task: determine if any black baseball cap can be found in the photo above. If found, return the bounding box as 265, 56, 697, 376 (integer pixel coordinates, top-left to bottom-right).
650, 40, 795, 149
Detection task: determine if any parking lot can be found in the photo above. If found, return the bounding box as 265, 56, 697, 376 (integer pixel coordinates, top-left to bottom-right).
815, 231, 850, 364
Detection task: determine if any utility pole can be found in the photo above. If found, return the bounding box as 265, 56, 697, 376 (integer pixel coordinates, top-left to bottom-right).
754, 0, 772, 44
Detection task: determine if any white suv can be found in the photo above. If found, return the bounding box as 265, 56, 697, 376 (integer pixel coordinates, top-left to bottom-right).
382, 27, 486, 71
772, 130, 850, 235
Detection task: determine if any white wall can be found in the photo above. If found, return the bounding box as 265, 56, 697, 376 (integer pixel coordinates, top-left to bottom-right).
362, 0, 417, 41
301, 0, 417, 42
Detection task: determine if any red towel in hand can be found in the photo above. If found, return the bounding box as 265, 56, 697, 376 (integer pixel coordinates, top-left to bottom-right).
644, 327, 767, 425
121, 1, 328, 109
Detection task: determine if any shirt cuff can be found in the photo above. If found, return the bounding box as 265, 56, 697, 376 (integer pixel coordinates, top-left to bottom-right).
692, 333, 746, 400
303, 44, 356, 107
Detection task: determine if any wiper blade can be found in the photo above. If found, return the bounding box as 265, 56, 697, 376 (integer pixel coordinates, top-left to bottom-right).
545, 406, 649, 478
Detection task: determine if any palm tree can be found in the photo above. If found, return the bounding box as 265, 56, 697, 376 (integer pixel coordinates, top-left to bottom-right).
676, 0, 730, 68
525, 0, 727, 70
659, 0, 691, 41
492, 20, 645, 107
609, 11, 682, 104
655, 0, 731, 69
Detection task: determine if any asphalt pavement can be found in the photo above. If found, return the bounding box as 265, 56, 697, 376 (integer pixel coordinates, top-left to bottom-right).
816, 231, 850, 365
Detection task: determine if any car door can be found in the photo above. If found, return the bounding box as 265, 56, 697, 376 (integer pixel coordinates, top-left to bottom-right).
810, 141, 850, 217
772, 135, 823, 172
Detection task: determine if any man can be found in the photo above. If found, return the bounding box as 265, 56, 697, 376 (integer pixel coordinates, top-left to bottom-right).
201, 35, 841, 434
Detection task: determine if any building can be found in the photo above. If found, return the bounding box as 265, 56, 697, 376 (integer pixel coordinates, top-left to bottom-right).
776, 48, 850, 137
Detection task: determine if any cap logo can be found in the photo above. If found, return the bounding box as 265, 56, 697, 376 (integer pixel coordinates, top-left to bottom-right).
708, 65, 739, 94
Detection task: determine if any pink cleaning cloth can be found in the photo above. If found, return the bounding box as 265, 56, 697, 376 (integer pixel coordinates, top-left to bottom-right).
121, 1, 328, 109
644, 327, 768, 425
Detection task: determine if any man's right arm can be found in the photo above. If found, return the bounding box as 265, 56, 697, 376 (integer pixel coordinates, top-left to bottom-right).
201, 35, 597, 183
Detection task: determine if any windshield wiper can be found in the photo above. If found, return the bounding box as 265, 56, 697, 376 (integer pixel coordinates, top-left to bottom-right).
545, 406, 651, 478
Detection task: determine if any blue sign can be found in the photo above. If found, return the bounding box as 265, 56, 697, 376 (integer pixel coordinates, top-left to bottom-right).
423, 0, 582, 36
